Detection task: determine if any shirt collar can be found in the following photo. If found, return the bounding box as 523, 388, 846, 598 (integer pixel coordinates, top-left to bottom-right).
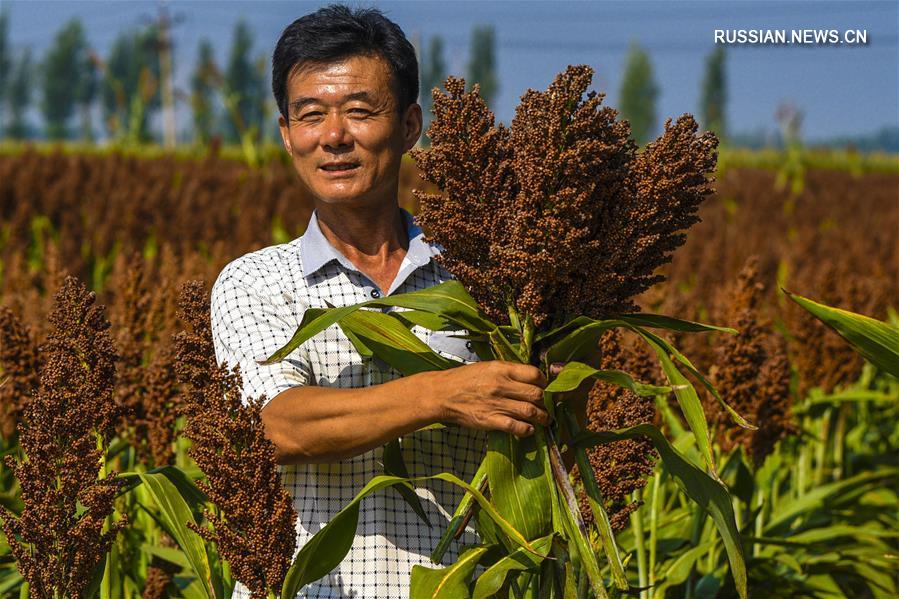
299, 207, 439, 280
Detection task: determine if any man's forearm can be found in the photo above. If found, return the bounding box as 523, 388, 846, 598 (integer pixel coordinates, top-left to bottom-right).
261, 371, 442, 465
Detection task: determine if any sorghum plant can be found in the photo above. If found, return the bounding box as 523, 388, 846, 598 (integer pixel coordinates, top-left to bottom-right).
0, 306, 41, 441
1, 276, 126, 598
107, 253, 181, 467
708, 258, 795, 467
175, 281, 298, 598
269, 65, 749, 598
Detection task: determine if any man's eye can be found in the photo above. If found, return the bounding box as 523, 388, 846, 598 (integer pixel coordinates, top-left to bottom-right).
298, 111, 323, 120
348, 108, 371, 116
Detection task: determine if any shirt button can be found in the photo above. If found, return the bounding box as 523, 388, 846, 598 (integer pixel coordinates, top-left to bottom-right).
465, 341, 473, 351
370, 289, 381, 298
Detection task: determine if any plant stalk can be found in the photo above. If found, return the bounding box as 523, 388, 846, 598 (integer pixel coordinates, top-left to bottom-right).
632, 488, 648, 599
648, 470, 662, 589
557, 404, 629, 590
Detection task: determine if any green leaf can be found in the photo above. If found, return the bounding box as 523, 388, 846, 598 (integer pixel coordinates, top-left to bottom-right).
411, 545, 490, 598
631, 331, 718, 478
339, 309, 457, 374
135, 472, 215, 599
431, 472, 539, 555
383, 439, 431, 527
262, 305, 352, 364
785, 291, 899, 378
490, 327, 523, 362
100, 540, 120, 599
617, 313, 737, 334
485, 431, 553, 542
141, 543, 193, 570
264, 281, 493, 365
392, 309, 457, 332
651, 542, 713, 599
371, 280, 493, 334
633, 327, 756, 430
765, 468, 899, 534
544, 361, 671, 396
542, 319, 615, 365
430, 460, 489, 564
535, 316, 595, 344
472, 534, 554, 599
574, 424, 747, 599
338, 319, 374, 358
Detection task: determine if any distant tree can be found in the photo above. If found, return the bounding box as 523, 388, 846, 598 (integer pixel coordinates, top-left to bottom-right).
618, 41, 659, 146
191, 39, 220, 144
7, 48, 33, 140
420, 35, 447, 144
0, 10, 11, 133
74, 51, 99, 141
41, 19, 93, 139
700, 46, 727, 141
101, 26, 161, 142
466, 25, 498, 106
223, 20, 266, 143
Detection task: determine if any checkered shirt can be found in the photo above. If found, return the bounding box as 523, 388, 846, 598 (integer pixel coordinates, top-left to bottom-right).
210, 207, 486, 598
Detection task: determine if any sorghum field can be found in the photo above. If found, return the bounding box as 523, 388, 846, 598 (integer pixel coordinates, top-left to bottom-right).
0, 139, 897, 597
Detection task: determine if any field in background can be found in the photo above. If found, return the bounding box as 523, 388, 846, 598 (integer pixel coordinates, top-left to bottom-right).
0, 145, 897, 596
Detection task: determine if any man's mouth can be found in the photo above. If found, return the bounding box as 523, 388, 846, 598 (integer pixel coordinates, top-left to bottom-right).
320, 162, 360, 172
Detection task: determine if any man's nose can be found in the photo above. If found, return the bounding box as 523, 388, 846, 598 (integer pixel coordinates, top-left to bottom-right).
321, 111, 353, 150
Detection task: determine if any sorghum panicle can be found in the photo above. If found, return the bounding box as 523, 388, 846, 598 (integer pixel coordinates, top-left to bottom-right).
708, 258, 795, 466
174, 281, 298, 598
577, 331, 659, 531
413, 65, 718, 330
107, 253, 180, 466
0, 306, 41, 440
1, 276, 126, 598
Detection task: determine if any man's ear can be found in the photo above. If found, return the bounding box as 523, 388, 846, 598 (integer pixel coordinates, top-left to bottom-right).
401, 103, 423, 151
278, 115, 292, 154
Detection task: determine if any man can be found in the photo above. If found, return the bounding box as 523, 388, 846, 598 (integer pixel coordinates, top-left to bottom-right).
211, 5, 575, 597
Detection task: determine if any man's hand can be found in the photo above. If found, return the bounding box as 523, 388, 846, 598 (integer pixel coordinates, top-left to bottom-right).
431, 361, 551, 438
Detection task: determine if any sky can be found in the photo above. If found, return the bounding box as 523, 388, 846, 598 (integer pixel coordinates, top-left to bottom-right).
2, 0, 897, 142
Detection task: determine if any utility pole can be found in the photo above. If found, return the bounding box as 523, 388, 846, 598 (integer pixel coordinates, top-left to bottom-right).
158, 1, 176, 147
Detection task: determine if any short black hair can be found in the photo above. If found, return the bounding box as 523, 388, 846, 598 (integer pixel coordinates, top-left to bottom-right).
272, 4, 419, 120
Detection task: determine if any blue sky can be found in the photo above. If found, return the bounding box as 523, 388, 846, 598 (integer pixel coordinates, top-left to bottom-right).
3, 0, 897, 142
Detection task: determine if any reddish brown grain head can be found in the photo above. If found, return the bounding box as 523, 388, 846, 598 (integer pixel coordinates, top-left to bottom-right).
2, 276, 126, 597
413, 65, 718, 330
708, 258, 796, 466
174, 281, 298, 597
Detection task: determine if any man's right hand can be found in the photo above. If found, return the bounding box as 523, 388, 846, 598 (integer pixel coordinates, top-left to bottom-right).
428, 361, 551, 438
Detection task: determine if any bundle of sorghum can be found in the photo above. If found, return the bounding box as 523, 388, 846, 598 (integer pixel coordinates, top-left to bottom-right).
412, 65, 717, 330
174, 281, 298, 598
576, 330, 660, 531
400, 65, 738, 597
707, 258, 795, 466
1, 276, 126, 597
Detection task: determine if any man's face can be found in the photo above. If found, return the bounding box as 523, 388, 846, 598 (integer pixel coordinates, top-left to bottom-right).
278, 54, 422, 208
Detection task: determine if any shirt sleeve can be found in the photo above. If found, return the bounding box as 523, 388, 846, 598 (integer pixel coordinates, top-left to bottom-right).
210, 261, 313, 407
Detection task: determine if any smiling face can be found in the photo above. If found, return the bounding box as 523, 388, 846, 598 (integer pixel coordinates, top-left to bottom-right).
278, 54, 422, 209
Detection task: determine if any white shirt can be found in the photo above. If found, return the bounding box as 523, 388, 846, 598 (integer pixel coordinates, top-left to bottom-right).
210, 207, 485, 598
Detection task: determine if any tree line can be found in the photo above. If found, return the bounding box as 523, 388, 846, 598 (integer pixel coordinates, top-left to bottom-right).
0, 10, 271, 146
0, 9, 728, 147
